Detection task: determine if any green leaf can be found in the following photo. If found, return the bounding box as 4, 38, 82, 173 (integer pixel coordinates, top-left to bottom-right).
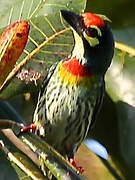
0, 0, 86, 99
0, 0, 86, 28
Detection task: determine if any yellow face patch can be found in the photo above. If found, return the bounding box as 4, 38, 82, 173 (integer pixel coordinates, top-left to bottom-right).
83, 26, 102, 47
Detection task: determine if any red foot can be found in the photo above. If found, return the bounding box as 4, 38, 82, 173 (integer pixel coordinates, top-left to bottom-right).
69, 158, 84, 174
21, 123, 36, 133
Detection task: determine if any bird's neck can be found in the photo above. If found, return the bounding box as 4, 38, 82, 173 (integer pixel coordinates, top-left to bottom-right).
57, 30, 97, 87
71, 29, 84, 62
71, 29, 91, 67
62, 57, 92, 77
58, 57, 94, 88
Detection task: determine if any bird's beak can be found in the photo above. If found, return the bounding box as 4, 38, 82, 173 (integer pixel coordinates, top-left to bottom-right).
61, 10, 83, 35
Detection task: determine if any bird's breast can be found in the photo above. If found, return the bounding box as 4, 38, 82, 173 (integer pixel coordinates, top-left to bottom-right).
45, 74, 95, 155
57, 58, 95, 88
42, 61, 101, 155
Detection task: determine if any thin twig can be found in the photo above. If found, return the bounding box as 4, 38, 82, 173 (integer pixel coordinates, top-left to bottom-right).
115, 41, 135, 56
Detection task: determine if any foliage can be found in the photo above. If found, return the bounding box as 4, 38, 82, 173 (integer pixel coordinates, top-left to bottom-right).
0, 0, 135, 180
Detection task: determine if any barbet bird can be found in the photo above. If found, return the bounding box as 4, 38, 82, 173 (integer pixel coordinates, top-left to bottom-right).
33, 10, 114, 163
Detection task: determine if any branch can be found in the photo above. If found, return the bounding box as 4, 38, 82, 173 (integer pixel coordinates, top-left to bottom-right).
0, 119, 86, 180
0, 139, 47, 180
115, 41, 135, 56
19, 132, 85, 180
2, 129, 40, 167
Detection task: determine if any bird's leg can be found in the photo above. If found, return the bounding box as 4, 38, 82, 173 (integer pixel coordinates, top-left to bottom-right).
20, 123, 36, 133
69, 157, 84, 174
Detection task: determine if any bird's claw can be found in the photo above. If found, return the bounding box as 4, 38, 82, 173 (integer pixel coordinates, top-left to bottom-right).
69, 157, 84, 174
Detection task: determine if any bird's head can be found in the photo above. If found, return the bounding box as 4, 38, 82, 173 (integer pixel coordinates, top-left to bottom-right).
61, 10, 114, 75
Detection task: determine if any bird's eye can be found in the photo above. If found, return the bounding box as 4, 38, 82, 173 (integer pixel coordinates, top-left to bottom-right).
85, 28, 98, 37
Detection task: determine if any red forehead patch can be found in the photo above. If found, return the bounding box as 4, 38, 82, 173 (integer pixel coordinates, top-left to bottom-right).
81, 12, 105, 28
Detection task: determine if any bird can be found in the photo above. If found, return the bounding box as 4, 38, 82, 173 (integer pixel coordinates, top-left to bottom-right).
32, 10, 114, 168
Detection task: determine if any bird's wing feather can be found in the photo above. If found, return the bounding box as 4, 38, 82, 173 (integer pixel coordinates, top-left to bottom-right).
38, 62, 58, 99
33, 62, 58, 125
90, 79, 105, 129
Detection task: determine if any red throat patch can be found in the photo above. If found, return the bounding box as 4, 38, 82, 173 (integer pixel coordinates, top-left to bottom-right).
81, 12, 105, 28
62, 57, 92, 77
